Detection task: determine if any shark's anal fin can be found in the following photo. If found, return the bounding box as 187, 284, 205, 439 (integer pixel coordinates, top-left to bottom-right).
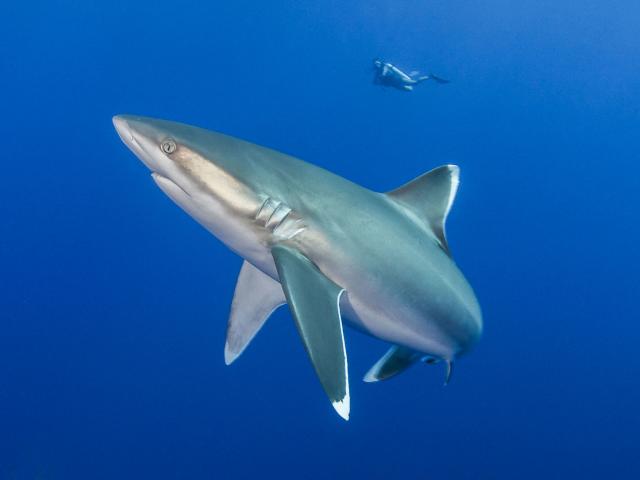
271, 244, 349, 420
363, 345, 421, 383
224, 261, 285, 365
444, 360, 454, 385
386, 165, 459, 256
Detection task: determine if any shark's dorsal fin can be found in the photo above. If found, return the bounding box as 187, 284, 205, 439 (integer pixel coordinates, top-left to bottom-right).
271, 244, 350, 420
224, 261, 286, 365
363, 345, 421, 383
386, 165, 460, 256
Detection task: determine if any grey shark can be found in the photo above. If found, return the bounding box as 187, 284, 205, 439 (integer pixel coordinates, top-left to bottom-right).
113, 115, 482, 420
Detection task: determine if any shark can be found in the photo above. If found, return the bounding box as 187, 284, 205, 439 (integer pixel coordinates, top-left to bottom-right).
113, 115, 482, 420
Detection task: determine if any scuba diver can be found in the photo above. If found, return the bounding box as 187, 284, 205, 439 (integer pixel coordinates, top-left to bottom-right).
373, 59, 450, 92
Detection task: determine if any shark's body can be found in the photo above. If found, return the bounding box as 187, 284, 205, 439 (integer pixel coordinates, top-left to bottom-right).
113, 115, 482, 420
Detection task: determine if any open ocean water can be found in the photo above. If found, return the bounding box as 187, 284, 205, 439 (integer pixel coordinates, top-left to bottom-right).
1, 1, 639, 478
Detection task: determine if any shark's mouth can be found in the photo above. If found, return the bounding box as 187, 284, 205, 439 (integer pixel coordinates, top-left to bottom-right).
151, 172, 192, 199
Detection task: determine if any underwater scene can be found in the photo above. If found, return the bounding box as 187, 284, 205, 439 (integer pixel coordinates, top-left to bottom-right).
1, 1, 639, 478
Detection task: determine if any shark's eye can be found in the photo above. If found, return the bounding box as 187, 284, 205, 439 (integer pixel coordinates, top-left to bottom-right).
160, 139, 177, 154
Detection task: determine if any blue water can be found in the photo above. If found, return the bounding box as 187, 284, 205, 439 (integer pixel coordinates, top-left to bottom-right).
2, 1, 639, 478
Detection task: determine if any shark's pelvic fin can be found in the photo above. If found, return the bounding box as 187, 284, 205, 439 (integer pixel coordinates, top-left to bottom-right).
363, 345, 421, 383
271, 244, 350, 420
386, 165, 460, 256
224, 261, 286, 365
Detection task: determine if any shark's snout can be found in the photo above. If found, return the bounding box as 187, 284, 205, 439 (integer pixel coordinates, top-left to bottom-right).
113, 115, 139, 152
113, 114, 206, 203
113, 115, 136, 146
113, 114, 160, 172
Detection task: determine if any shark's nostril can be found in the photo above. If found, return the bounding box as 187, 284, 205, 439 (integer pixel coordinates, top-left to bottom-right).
129, 134, 141, 148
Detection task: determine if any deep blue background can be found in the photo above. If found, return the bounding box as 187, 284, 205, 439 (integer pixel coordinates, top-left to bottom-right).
2, 1, 639, 478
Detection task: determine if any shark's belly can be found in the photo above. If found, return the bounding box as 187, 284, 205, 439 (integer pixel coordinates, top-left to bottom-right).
339, 282, 460, 359
307, 236, 481, 360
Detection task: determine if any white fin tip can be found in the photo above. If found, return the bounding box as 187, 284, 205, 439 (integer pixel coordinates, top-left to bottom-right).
332, 395, 350, 421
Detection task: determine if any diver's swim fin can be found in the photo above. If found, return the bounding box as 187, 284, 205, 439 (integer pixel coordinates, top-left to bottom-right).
418, 74, 450, 84
272, 244, 350, 420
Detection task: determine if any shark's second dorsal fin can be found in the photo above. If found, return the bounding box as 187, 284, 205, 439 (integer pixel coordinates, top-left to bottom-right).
386, 165, 460, 256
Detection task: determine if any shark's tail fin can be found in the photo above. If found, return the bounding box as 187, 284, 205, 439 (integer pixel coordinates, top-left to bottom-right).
416, 74, 450, 84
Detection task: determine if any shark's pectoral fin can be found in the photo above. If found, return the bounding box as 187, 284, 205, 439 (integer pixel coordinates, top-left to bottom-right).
224, 261, 286, 365
363, 345, 421, 383
386, 165, 459, 256
271, 244, 350, 420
